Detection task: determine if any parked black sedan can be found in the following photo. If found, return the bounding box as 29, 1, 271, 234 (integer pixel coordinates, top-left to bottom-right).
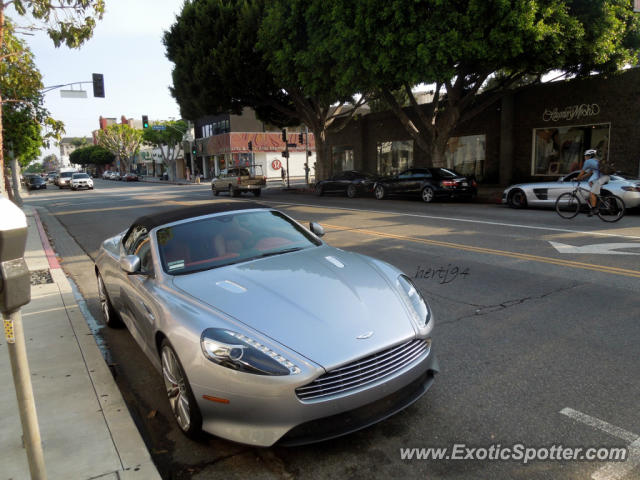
315, 170, 378, 198
27, 176, 47, 190
373, 168, 477, 203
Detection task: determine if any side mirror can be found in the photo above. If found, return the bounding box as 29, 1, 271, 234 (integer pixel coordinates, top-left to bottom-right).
120, 255, 141, 274
309, 222, 325, 237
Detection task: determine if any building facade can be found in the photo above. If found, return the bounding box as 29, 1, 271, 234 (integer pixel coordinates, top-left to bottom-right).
325, 68, 640, 185
194, 108, 315, 180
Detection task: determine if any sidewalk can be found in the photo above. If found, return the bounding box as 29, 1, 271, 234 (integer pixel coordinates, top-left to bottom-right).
0, 205, 160, 479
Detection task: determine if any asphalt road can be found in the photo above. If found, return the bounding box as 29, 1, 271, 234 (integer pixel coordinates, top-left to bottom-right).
24, 180, 640, 480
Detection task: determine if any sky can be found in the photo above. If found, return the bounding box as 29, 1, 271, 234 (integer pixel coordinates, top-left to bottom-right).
9, 0, 184, 160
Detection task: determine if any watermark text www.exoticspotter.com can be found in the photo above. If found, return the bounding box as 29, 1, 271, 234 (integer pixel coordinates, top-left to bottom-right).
400, 444, 627, 464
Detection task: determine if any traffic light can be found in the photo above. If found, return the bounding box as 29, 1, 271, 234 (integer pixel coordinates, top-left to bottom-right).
192, 145, 197, 156
298, 132, 304, 144
92, 73, 105, 98
281, 129, 287, 142
248, 141, 253, 151
142, 115, 149, 129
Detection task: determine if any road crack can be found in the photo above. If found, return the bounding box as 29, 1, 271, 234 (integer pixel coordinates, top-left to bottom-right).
436, 282, 584, 327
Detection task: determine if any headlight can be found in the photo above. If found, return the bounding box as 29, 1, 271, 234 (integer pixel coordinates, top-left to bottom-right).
201, 328, 300, 376
396, 274, 431, 327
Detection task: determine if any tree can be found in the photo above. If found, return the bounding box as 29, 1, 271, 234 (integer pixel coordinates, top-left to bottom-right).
1, 19, 62, 203
69, 145, 114, 168
42, 153, 59, 171
142, 120, 187, 181
321, 0, 640, 167
0, 0, 105, 198
97, 124, 143, 174
164, 0, 367, 181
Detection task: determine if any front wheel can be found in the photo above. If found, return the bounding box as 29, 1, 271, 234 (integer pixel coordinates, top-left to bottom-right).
212, 185, 219, 196
374, 185, 386, 200
508, 189, 527, 209
597, 195, 625, 222
253, 189, 261, 197
555, 192, 581, 219
97, 273, 122, 328
161, 340, 202, 438
346, 184, 357, 198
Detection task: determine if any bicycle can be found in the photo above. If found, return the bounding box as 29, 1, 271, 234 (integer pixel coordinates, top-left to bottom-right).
555, 181, 625, 222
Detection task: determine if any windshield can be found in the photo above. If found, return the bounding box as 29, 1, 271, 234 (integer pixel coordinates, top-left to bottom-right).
61, 172, 74, 178
157, 210, 321, 275
73, 173, 90, 179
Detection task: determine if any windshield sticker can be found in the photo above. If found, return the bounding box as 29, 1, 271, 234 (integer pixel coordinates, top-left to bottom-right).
168, 260, 185, 271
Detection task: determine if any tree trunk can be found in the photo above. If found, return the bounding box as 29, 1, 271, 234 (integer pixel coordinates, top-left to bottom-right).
9, 152, 23, 207
313, 129, 329, 181
0, 7, 5, 197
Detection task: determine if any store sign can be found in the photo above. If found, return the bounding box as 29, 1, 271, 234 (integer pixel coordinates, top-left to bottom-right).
543, 104, 600, 122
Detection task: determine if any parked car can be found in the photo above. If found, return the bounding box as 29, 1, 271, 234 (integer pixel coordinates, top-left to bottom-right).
46, 172, 57, 184
94, 202, 438, 446
211, 165, 266, 197
502, 171, 640, 209
110, 172, 121, 181
102, 171, 113, 180
27, 176, 47, 190
70, 172, 94, 190
122, 173, 139, 182
315, 170, 378, 198
57, 171, 77, 189
373, 168, 477, 202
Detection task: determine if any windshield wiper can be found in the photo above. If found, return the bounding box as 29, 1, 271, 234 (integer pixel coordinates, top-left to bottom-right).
257, 247, 304, 259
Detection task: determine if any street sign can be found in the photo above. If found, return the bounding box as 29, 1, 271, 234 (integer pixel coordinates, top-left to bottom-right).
152, 125, 166, 131
60, 90, 87, 98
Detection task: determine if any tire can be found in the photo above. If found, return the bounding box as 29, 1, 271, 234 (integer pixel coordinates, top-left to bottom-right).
555, 192, 581, 219
508, 189, 527, 209
374, 184, 386, 200
161, 339, 202, 439
252, 189, 261, 197
347, 184, 357, 198
421, 186, 435, 203
212, 185, 219, 196
229, 185, 239, 197
316, 184, 324, 196
97, 273, 122, 327
597, 195, 625, 222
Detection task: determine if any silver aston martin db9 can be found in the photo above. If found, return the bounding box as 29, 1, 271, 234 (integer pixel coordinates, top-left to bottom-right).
94, 202, 438, 446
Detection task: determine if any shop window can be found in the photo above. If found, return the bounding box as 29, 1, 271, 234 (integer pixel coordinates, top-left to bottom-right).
445, 135, 486, 181
532, 123, 610, 176
376, 141, 414, 175
332, 146, 354, 172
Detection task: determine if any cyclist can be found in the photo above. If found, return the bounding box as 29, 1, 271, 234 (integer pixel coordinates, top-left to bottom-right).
576, 149, 609, 216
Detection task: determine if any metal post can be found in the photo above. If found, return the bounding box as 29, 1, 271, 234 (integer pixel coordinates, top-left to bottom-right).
4, 310, 47, 479
286, 142, 290, 189
305, 126, 309, 185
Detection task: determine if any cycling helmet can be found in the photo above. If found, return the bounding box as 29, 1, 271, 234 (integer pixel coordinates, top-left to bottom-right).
584, 149, 597, 156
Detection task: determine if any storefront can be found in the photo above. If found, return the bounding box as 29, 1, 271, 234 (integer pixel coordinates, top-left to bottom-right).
325, 68, 640, 184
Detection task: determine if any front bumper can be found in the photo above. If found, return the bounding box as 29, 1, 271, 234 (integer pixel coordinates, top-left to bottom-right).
191, 343, 438, 447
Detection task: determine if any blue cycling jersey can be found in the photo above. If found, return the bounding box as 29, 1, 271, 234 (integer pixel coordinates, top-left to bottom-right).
582, 158, 600, 183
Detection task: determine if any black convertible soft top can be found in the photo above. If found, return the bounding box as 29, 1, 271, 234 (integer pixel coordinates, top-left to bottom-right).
131, 201, 267, 231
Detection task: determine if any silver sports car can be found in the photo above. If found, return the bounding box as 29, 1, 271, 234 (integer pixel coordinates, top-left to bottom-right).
94, 202, 438, 446
503, 171, 640, 209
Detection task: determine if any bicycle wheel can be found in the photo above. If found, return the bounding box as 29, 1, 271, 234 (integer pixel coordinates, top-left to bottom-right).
555, 192, 581, 219
597, 195, 625, 222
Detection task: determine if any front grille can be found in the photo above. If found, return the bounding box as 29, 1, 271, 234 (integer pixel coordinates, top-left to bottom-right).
296, 338, 430, 402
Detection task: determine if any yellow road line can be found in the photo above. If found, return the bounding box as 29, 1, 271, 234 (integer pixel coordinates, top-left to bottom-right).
323, 223, 640, 279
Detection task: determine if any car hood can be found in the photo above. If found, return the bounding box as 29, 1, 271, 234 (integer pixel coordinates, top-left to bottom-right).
171, 246, 417, 370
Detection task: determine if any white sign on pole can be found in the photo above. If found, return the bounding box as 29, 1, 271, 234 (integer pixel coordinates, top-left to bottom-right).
60, 90, 88, 98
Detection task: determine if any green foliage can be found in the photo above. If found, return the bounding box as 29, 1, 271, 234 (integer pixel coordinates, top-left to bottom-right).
142, 120, 188, 147
163, 0, 297, 126
11, 0, 105, 48
24, 162, 44, 173
97, 124, 143, 159
69, 145, 114, 166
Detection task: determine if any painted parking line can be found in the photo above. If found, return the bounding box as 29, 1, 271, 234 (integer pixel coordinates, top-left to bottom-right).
321, 223, 640, 279
561, 407, 640, 480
